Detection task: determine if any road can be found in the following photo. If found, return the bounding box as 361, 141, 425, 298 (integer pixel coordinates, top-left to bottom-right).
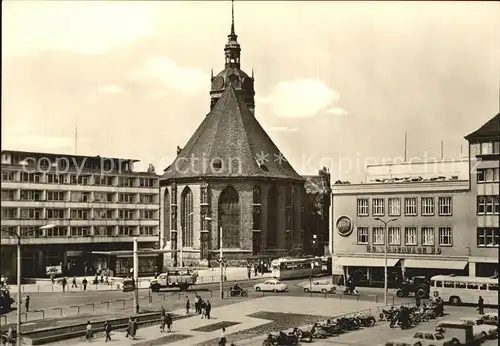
1, 278, 411, 327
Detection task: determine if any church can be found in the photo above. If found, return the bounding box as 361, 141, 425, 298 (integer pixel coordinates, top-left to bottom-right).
159, 2, 308, 266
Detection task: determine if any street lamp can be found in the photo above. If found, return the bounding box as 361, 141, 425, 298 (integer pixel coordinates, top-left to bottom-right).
374, 217, 398, 306
202, 217, 224, 299
0, 224, 54, 346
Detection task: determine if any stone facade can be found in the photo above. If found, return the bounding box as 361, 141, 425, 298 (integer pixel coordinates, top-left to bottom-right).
160, 180, 303, 267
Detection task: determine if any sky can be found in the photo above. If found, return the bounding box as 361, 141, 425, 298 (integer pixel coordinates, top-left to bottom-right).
2, 1, 499, 183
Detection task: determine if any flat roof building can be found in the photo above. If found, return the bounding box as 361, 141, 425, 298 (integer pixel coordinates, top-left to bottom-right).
1, 150, 160, 279
330, 114, 499, 285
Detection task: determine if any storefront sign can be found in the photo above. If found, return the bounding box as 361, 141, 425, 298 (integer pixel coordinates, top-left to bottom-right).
366, 245, 442, 255
336, 216, 353, 237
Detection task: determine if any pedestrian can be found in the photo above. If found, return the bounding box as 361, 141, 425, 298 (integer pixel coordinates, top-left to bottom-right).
415, 295, 421, 308
72, 276, 77, 288
201, 300, 206, 319
247, 267, 251, 280
85, 321, 93, 342
161, 305, 165, 317
94, 274, 98, 285
82, 278, 88, 291
105, 275, 109, 285
25, 294, 30, 312
160, 314, 166, 333
185, 296, 190, 315
50, 274, 55, 285
103, 320, 111, 342
166, 313, 172, 333
125, 317, 132, 339
220, 327, 227, 346
194, 295, 200, 314
253, 264, 257, 277
61, 277, 67, 292
478, 296, 484, 315
205, 300, 211, 319
131, 317, 138, 339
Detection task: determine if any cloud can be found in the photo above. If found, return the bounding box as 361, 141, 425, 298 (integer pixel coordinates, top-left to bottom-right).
2, 2, 158, 56
268, 126, 299, 133
129, 57, 209, 95
258, 79, 340, 118
98, 85, 124, 94
326, 108, 349, 116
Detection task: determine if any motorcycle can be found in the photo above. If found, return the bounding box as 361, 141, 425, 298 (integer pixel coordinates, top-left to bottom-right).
356, 313, 376, 327
261, 332, 298, 346
228, 289, 248, 297
292, 328, 313, 343
310, 324, 329, 338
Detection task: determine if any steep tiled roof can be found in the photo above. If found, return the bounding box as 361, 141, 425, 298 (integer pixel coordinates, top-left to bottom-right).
161, 83, 304, 182
465, 113, 500, 141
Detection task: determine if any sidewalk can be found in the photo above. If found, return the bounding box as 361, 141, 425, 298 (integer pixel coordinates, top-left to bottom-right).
54, 296, 381, 346
8, 268, 272, 293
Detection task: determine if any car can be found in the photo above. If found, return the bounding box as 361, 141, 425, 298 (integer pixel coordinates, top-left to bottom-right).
254, 279, 288, 292
412, 331, 460, 346
481, 312, 498, 326
381, 336, 424, 346
303, 280, 336, 293
459, 317, 498, 338
396, 276, 430, 298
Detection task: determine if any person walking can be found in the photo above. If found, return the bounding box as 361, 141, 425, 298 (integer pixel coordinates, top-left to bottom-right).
194, 295, 200, 314
72, 276, 78, 288
103, 321, 111, 342
159, 314, 166, 333
200, 300, 206, 319
50, 274, 55, 285
125, 317, 133, 339
185, 296, 190, 315
219, 327, 227, 346
161, 305, 166, 318
25, 294, 30, 312
165, 313, 173, 333
131, 317, 138, 339
85, 321, 93, 342
205, 300, 211, 319
61, 277, 67, 292
82, 278, 88, 291
478, 296, 484, 315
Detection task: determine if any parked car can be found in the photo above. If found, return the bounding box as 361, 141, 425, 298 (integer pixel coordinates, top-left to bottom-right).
481, 312, 498, 326
396, 276, 430, 298
254, 279, 288, 292
412, 331, 460, 345
303, 280, 336, 293
459, 317, 498, 338
381, 336, 424, 346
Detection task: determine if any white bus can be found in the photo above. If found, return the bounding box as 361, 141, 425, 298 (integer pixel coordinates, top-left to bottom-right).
429, 275, 498, 306
271, 257, 323, 280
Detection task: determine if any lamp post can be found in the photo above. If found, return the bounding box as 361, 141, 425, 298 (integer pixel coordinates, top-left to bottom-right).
1, 224, 54, 346
203, 217, 224, 299
133, 237, 139, 313
374, 217, 398, 306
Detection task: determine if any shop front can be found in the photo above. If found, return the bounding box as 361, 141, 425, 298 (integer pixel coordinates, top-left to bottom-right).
402, 258, 469, 278
333, 256, 403, 288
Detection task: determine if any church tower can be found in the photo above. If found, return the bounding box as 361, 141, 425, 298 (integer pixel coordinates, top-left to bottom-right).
210, 0, 255, 113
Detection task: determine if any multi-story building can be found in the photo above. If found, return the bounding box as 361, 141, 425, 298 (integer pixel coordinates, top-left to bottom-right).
465, 113, 499, 277
0, 150, 160, 279
330, 114, 499, 285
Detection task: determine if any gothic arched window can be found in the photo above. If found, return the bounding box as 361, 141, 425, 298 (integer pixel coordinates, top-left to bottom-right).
181, 187, 194, 247
218, 186, 241, 248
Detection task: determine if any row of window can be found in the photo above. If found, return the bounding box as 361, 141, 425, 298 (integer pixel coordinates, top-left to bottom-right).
357, 197, 453, 217
477, 196, 500, 215
477, 168, 500, 183
1, 226, 158, 237
477, 228, 499, 247
432, 280, 498, 291
356, 226, 453, 246
1, 171, 157, 187
1, 207, 158, 220
470, 141, 500, 156
1, 190, 157, 204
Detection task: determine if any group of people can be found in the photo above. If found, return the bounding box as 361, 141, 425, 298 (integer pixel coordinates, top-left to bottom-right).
159, 306, 173, 333
85, 320, 113, 343
192, 295, 212, 319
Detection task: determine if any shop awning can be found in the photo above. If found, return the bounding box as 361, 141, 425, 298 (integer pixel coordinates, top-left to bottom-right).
334, 257, 400, 267
404, 259, 468, 270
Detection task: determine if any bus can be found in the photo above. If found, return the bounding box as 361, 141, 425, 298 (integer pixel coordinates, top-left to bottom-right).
429, 275, 498, 306
271, 257, 323, 280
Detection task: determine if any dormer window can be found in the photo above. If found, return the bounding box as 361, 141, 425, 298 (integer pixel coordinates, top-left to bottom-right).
212, 159, 222, 170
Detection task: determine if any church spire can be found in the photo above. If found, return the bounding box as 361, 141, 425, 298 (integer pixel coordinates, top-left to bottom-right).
224, 0, 241, 69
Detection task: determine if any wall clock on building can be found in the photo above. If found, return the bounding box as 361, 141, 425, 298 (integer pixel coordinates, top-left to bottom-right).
212, 76, 224, 90
336, 216, 353, 237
